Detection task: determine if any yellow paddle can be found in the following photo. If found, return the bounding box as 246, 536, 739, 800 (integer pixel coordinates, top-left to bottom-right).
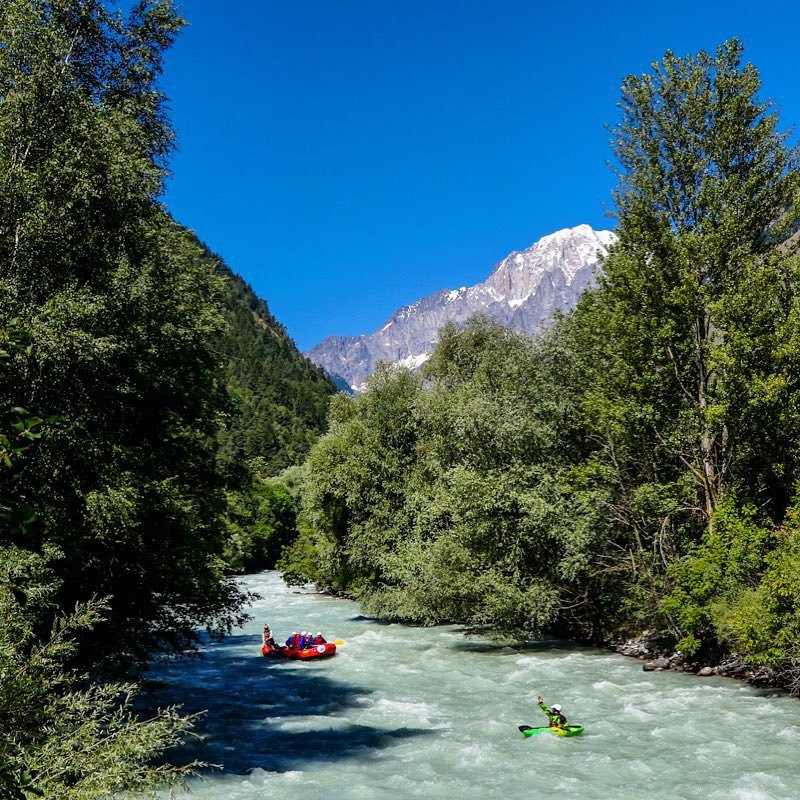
333, 639, 346, 646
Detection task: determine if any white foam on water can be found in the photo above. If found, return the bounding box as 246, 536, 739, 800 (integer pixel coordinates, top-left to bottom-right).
152, 571, 800, 800
351, 629, 383, 643
591, 679, 622, 690
708, 771, 794, 800
776, 725, 800, 741
373, 698, 441, 716
696, 740, 739, 759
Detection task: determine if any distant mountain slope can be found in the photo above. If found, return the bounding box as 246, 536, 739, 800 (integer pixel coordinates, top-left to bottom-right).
306, 225, 615, 390
196, 243, 338, 474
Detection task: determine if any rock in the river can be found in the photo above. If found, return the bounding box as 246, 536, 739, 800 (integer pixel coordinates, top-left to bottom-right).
643, 657, 670, 671
698, 666, 714, 677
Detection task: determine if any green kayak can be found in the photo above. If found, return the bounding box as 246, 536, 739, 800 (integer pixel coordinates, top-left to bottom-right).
518, 724, 584, 738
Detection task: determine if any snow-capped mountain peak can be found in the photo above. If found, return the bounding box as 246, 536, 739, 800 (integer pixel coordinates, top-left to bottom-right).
307, 225, 615, 391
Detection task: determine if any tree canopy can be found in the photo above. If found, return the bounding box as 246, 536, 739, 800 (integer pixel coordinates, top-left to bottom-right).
283, 40, 800, 683
0, 2, 336, 795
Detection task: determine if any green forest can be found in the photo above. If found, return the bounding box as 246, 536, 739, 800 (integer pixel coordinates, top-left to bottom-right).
2, 0, 800, 797
0, 1, 332, 796
280, 41, 800, 687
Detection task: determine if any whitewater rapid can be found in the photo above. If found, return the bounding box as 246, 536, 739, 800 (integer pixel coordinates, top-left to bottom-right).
149, 572, 800, 799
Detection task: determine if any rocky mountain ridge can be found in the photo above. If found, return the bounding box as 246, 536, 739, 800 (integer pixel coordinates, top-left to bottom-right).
307, 224, 616, 390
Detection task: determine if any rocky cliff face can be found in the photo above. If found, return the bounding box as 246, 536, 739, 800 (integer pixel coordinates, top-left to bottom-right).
307, 224, 615, 390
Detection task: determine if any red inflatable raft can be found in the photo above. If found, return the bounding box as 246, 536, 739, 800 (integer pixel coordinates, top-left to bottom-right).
262, 642, 337, 660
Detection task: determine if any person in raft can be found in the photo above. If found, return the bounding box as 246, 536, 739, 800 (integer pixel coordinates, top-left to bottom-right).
285, 631, 299, 648
262, 624, 277, 648
537, 696, 568, 729
261, 624, 283, 656
312, 632, 326, 645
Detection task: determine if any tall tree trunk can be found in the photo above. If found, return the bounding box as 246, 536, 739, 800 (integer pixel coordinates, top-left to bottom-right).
694, 310, 719, 531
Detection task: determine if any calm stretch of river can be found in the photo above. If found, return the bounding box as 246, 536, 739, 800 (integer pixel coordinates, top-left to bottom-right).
149, 571, 800, 800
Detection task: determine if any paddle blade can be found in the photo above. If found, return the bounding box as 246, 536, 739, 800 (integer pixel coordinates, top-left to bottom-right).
518, 725, 532, 732
333, 639, 346, 646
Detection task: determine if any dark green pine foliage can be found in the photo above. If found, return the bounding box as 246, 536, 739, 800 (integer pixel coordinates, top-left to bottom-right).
209, 247, 337, 477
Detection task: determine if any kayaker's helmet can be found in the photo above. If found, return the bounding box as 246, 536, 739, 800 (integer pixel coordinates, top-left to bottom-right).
551, 704, 562, 712
316, 631, 322, 636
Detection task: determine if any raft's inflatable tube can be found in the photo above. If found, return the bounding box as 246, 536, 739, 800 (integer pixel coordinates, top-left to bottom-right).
261, 642, 336, 659
518, 724, 584, 738
292, 642, 337, 659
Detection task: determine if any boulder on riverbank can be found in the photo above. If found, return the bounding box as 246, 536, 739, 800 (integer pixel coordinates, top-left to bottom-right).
613, 631, 672, 660
614, 635, 791, 691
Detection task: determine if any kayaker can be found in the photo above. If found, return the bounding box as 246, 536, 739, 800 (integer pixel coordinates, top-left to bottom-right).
537, 696, 568, 729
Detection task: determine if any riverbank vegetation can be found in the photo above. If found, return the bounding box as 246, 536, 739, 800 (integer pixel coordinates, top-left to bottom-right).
3, 3, 799, 795
0, 1, 331, 796
281, 40, 800, 687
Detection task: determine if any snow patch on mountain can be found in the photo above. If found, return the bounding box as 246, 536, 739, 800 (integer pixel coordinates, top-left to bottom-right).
398, 352, 431, 371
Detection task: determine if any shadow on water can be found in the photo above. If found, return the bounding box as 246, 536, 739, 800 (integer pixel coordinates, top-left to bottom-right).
142, 632, 435, 775
447, 637, 604, 656
348, 614, 408, 626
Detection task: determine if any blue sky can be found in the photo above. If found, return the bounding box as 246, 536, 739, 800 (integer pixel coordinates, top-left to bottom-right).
162, 0, 799, 351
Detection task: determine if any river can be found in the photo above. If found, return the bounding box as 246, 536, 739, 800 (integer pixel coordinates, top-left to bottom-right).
148, 571, 800, 799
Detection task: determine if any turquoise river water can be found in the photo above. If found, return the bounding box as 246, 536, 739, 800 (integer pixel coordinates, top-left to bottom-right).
149, 571, 800, 800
